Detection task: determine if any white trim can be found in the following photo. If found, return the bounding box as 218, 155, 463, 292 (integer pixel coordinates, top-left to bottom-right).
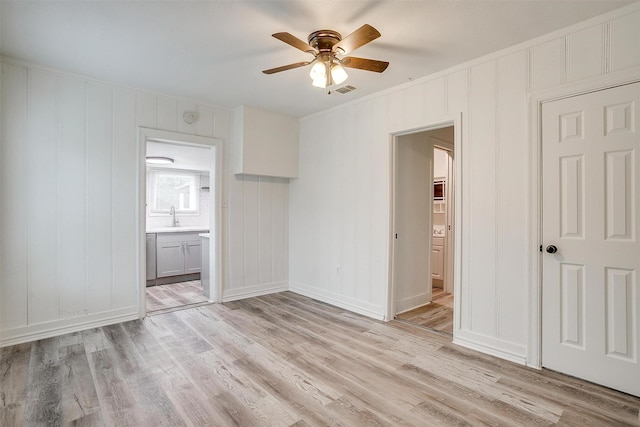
430, 139, 455, 295
454, 330, 527, 365
0, 307, 139, 348
289, 281, 386, 321
527, 68, 640, 369
138, 128, 224, 319
395, 293, 430, 315
387, 114, 462, 335
222, 282, 288, 302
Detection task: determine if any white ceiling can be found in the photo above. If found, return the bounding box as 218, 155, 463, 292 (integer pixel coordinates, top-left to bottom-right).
147, 141, 211, 172
1, 1, 634, 118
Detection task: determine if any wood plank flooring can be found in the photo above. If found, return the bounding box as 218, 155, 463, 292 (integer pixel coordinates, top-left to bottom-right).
396, 288, 454, 334
2, 291, 639, 426
146, 280, 209, 313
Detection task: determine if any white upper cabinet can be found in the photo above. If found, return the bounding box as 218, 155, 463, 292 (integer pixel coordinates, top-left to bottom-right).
233, 105, 299, 178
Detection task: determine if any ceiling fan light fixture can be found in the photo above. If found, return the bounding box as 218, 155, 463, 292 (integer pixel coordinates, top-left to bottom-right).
309, 61, 326, 81
311, 76, 327, 88
146, 156, 174, 165
331, 64, 348, 85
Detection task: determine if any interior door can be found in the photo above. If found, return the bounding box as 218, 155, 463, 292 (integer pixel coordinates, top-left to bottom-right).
542, 82, 640, 396
393, 133, 433, 314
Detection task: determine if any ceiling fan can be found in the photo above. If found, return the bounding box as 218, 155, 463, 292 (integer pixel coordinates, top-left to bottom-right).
262, 24, 389, 88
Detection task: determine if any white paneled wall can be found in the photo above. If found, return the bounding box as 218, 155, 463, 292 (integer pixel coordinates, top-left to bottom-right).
0, 61, 289, 345
225, 175, 288, 300
290, 6, 640, 362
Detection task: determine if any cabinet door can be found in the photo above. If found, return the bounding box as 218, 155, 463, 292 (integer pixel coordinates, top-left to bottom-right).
183, 240, 202, 274
156, 242, 184, 277
431, 245, 444, 279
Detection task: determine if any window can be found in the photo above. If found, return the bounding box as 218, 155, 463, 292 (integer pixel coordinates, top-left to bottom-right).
148, 169, 200, 215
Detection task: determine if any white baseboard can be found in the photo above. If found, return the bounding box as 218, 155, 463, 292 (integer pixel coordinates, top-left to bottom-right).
395, 292, 430, 315
222, 281, 288, 302
289, 281, 385, 320
0, 306, 139, 348
453, 329, 527, 365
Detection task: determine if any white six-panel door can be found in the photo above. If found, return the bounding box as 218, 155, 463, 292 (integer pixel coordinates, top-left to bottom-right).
542, 82, 640, 396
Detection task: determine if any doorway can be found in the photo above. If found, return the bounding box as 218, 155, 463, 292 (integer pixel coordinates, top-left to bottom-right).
391, 124, 456, 335
540, 82, 640, 396
138, 128, 223, 317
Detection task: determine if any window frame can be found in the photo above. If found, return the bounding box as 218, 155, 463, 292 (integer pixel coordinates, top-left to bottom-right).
147, 168, 201, 216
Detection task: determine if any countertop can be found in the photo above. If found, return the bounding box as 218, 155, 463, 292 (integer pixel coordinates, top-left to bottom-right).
147, 227, 210, 234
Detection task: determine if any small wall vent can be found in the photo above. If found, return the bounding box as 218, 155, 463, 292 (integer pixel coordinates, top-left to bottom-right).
335, 85, 356, 94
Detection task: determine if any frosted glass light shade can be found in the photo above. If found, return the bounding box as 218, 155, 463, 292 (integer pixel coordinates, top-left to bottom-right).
312, 77, 327, 88
331, 64, 348, 85
309, 61, 326, 81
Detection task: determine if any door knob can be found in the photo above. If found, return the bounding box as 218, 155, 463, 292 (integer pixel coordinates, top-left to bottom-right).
545, 245, 558, 254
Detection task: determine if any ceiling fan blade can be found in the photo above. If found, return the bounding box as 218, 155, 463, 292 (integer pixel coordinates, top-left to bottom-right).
334, 24, 381, 54
262, 61, 311, 74
272, 32, 316, 53
341, 57, 389, 73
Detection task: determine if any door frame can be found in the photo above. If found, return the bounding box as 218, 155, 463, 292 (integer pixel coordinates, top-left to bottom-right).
431, 137, 455, 294
137, 127, 223, 318
527, 68, 640, 368
386, 114, 462, 333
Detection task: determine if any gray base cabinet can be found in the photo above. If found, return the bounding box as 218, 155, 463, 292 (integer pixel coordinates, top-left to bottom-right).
156, 232, 202, 278
146, 234, 157, 281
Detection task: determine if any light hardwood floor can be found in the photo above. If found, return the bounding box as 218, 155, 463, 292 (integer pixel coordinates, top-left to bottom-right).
146, 280, 209, 313
1, 291, 639, 426
396, 288, 454, 334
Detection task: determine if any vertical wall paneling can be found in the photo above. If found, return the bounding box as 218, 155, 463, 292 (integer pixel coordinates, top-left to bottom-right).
1, 64, 28, 329
494, 61, 503, 337
86, 83, 113, 314
271, 179, 287, 283
196, 105, 215, 137
446, 69, 469, 115
136, 92, 157, 128
259, 177, 273, 285
290, 5, 640, 360
568, 25, 606, 82
340, 109, 357, 297
610, 11, 640, 72
27, 69, 59, 324
1, 61, 290, 344
424, 77, 446, 121
354, 102, 372, 302
242, 176, 260, 286
228, 174, 245, 289
59, 76, 87, 319
532, 37, 566, 92
0, 57, 2, 330
468, 61, 498, 336
111, 88, 137, 308
386, 91, 405, 132
497, 51, 529, 344
368, 95, 389, 306
214, 107, 231, 290
402, 84, 426, 129
156, 97, 178, 131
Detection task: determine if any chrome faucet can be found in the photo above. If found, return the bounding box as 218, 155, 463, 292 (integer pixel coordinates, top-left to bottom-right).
170, 206, 180, 227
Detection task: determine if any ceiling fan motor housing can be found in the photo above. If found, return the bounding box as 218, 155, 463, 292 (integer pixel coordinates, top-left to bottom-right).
308, 30, 343, 53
